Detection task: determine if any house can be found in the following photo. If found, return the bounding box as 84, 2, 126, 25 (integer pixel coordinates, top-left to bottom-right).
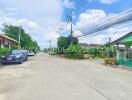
0, 33, 18, 50
110, 32, 132, 66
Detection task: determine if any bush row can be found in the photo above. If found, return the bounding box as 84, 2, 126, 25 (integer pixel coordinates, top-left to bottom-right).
0, 48, 9, 57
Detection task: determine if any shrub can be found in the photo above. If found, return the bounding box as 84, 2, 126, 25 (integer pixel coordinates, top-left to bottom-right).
65, 44, 84, 59
0, 48, 9, 57
11, 45, 18, 50
87, 48, 101, 58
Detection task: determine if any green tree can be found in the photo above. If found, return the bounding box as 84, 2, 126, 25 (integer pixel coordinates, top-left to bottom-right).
57, 36, 78, 49
65, 44, 84, 59
57, 37, 69, 49
67, 36, 78, 45
2, 24, 40, 50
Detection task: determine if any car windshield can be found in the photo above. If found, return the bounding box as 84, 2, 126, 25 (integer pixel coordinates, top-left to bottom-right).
11, 51, 22, 55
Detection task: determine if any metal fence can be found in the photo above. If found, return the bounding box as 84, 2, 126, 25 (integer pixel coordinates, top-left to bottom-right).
117, 49, 132, 66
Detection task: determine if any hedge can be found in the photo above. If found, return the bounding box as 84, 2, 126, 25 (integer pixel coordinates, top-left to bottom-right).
0, 48, 9, 57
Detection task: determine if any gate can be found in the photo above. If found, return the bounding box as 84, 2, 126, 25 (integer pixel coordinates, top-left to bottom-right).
117, 48, 132, 66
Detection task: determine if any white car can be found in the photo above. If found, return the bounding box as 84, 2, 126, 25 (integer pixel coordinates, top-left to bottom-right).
28, 51, 35, 56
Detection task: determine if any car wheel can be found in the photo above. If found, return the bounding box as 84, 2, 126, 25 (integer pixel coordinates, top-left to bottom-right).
19, 59, 23, 64
2, 62, 6, 65
25, 57, 28, 61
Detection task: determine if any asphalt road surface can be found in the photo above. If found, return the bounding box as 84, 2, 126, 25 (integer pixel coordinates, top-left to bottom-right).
0, 53, 132, 100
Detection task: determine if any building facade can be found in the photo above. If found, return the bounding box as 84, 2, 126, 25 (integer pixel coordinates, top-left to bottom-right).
0, 33, 18, 50
111, 32, 132, 66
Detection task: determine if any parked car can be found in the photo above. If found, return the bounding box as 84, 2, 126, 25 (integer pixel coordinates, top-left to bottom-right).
15, 50, 28, 60
28, 51, 35, 56
20, 50, 28, 55
1, 50, 28, 65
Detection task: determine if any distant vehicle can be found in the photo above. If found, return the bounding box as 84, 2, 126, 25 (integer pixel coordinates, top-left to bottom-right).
28, 51, 35, 56
1, 50, 28, 65
20, 50, 28, 55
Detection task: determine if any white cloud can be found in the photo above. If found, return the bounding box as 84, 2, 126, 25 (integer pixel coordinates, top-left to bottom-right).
74, 9, 132, 44
89, 0, 118, 4
100, 0, 118, 4
0, 16, 61, 49
75, 9, 107, 32
9, 17, 60, 48
46, 32, 60, 41
73, 31, 83, 37
78, 21, 132, 45
79, 34, 105, 44
62, 0, 75, 8
0, 0, 63, 48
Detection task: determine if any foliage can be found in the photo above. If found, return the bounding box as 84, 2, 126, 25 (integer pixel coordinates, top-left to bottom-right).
64, 44, 104, 59
57, 36, 78, 49
105, 45, 117, 58
0, 48, 9, 57
65, 44, 84, 59
11, 45, 18, 50
80, 47, 101, 58
57, 37, 69, 49
89, 48, 101, 58
63, 43, 118, 59
67, 36, 78, 45
97, 45, 117, 58
2, 24, 40, 51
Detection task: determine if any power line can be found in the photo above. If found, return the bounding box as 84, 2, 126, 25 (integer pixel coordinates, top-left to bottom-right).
64, 0, 89, 21
61, 1, 132, 46
63, 1, 132, 39
61, 9, 132, 39
62, 0, 90, 38
76, 9, 132, 37
77, 21, 132, 39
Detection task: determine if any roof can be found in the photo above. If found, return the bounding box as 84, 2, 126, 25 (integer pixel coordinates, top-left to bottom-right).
0, 33, 18, 43
79, 43, 102, 48
110, 32, 132, 44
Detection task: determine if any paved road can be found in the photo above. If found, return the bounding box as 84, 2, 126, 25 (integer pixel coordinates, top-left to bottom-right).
0, 53, 132, 100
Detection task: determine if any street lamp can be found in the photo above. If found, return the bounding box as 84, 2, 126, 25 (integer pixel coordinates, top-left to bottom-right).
57, 28, 71, 32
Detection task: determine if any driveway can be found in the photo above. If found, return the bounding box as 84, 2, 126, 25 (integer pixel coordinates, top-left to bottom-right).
0, 53, 132, 100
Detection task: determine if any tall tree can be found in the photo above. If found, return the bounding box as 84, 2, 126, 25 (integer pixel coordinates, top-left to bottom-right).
57, 36, 78, 49
2, 24, 40, 50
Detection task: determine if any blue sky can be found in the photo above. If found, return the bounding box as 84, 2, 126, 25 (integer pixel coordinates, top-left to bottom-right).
62, 0, 132, 44
62, 0, 132, 21
0, 0, 131, 48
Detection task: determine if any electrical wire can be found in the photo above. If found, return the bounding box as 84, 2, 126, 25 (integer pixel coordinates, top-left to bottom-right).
63, 1, 132, 39
76, 9, 132, 37
64, 0, 89, 22
77, 21, 132, 39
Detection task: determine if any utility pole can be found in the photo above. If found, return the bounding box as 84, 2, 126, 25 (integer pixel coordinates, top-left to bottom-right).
49, 40, 51, 49
70, 17, 73, 45
108, 31, 117, 45
49, 40, 52, 54
67, 13, 73, 45
57, 12, 74, 45
109, 37, 111, 45
18, 26, 21, 49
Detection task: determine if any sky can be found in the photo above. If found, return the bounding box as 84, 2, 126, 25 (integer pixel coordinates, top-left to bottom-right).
0, 0, 132, 48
